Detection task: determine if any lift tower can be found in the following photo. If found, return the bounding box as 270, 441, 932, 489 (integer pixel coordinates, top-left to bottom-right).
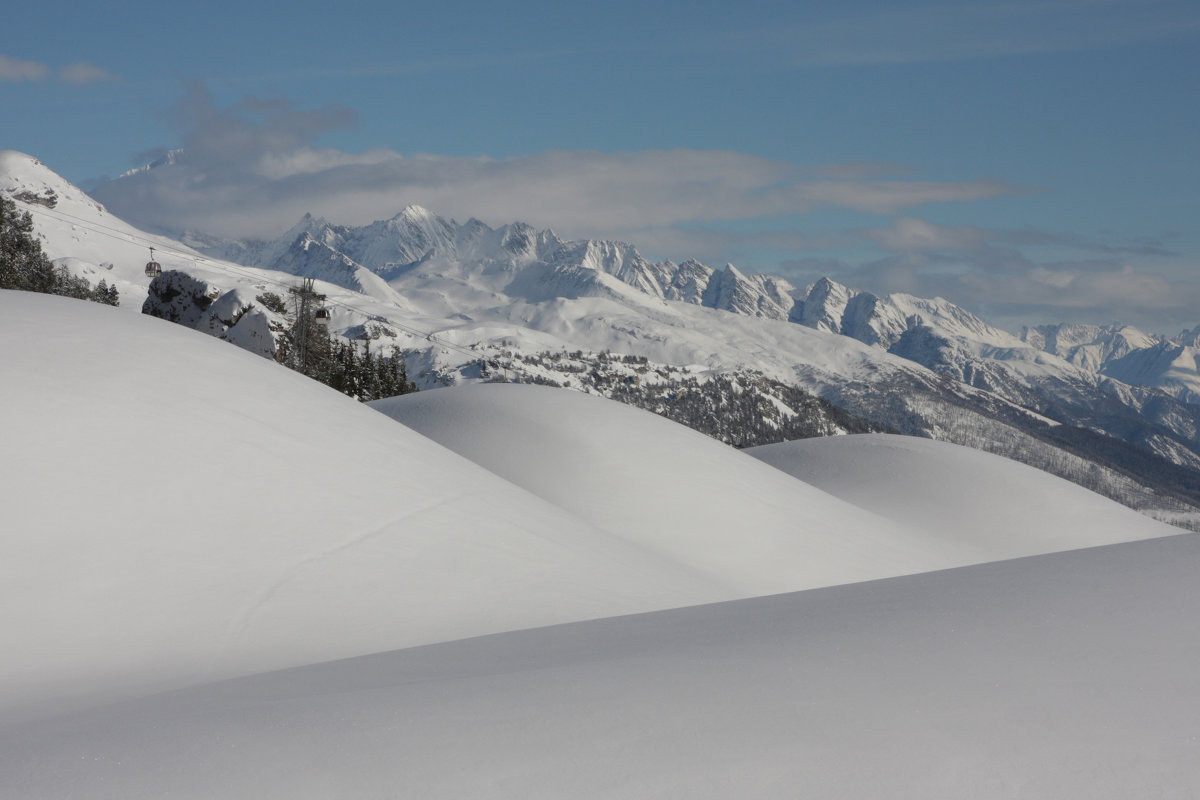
288, 277, 327, 374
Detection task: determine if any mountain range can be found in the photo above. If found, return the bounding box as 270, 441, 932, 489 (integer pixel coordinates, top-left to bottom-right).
190, 203, 1200, 404
5, 149, 1200, 526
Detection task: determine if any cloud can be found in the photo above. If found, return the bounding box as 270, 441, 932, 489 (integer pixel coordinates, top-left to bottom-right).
88, 85, 1192, 330
747, 0, 1200, 67
865, 217, 988, 252
812, 163, 919, 180
90, 85, 1024, 245
782, 224, 1200, 331
773, 213, 1197, 330
57, 62, 119, 84
0, 55, 50, 81
0, 54, 118, 83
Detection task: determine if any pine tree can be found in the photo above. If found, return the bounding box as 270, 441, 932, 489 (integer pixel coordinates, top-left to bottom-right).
1, 196, 120, 306
0, 196, 55, 291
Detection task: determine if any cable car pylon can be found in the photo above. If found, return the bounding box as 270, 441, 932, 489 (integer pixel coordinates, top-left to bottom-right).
288, 277, 327, 373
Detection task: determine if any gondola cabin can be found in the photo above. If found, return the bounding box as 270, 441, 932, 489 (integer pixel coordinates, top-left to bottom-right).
144, 247, 162, 278
315, 307, 332, 324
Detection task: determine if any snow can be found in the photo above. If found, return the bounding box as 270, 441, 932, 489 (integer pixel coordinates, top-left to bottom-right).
4, 152, 1198, 796
4, 533, 1199, 799
375, 384, 956, 593
0, 291, 734, 722
373, 384, 1174, 590
747, 433, 1172, 558
11, 287, 1168, 727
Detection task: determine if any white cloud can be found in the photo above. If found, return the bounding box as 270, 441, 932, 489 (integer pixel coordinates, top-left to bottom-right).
57, 62, 118, 84
96, 145, 1021, 244
88, 86, 1195, 330
0, 54, 49, 81
90, 87, 1023, 245
865, 217, 986, 251
0, 54, 118, 83
785, 249, 1200, 331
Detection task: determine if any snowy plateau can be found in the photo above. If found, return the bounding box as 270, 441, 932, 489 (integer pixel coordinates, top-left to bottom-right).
2, 150, 1200, 797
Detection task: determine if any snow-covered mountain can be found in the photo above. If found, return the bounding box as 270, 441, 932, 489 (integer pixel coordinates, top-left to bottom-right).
1021, 321, 1200, 403
1, 289, 1195, 797
5, 149, 1200, 523
176, 197, 1200, 483
788, 277, 1200, 461
192, 198, 1200, 415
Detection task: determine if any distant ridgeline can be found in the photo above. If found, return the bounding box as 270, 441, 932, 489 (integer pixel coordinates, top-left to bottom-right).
0, 196, 118, 306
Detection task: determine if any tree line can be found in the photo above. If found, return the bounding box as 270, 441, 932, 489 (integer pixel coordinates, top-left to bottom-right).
0, 196, 119, 306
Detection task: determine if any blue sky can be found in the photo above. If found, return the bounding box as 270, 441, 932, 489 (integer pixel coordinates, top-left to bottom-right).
3, 0, 1199, 330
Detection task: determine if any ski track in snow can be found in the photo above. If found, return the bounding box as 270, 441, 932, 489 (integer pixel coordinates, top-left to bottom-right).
203, 492, 462, 679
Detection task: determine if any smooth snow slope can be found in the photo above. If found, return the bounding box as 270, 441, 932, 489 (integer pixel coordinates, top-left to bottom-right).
0, 291, 734, 722
374, 384, 975, 592
373, 384, 1176, 588
748, 433, 1176, 557
5, 533, 1198, 799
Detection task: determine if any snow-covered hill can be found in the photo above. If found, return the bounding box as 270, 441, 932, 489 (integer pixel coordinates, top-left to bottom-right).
0, 151, 197, 310
0, 292, 734, 721
1, 282, 1194, 797
748, 433, 1170, 552
4, 533, 1198, 799
376, 385, 1170, 567
2, 290, 1180, 723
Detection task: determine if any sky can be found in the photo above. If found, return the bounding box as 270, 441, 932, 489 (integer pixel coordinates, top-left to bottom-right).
3, 0, 1198, 331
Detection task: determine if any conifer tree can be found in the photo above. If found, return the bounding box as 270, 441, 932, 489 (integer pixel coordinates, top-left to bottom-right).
1, 196, 120, 306
0, 196, 55, 291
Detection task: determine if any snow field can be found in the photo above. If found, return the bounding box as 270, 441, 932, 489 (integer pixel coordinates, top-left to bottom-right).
0, 292, 733, 721
4, 533, 1199, 799
0, 286, 1190, 799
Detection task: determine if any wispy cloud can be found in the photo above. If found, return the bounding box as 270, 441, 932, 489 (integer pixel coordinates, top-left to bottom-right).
783, 216, 1197, 330
57, 62, 119, 85
87, 85, 1194, 330
0, 54, 118, 83
742, 0, 1200, 67
0, 54, 50, 81
90, 85, 1024, 244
